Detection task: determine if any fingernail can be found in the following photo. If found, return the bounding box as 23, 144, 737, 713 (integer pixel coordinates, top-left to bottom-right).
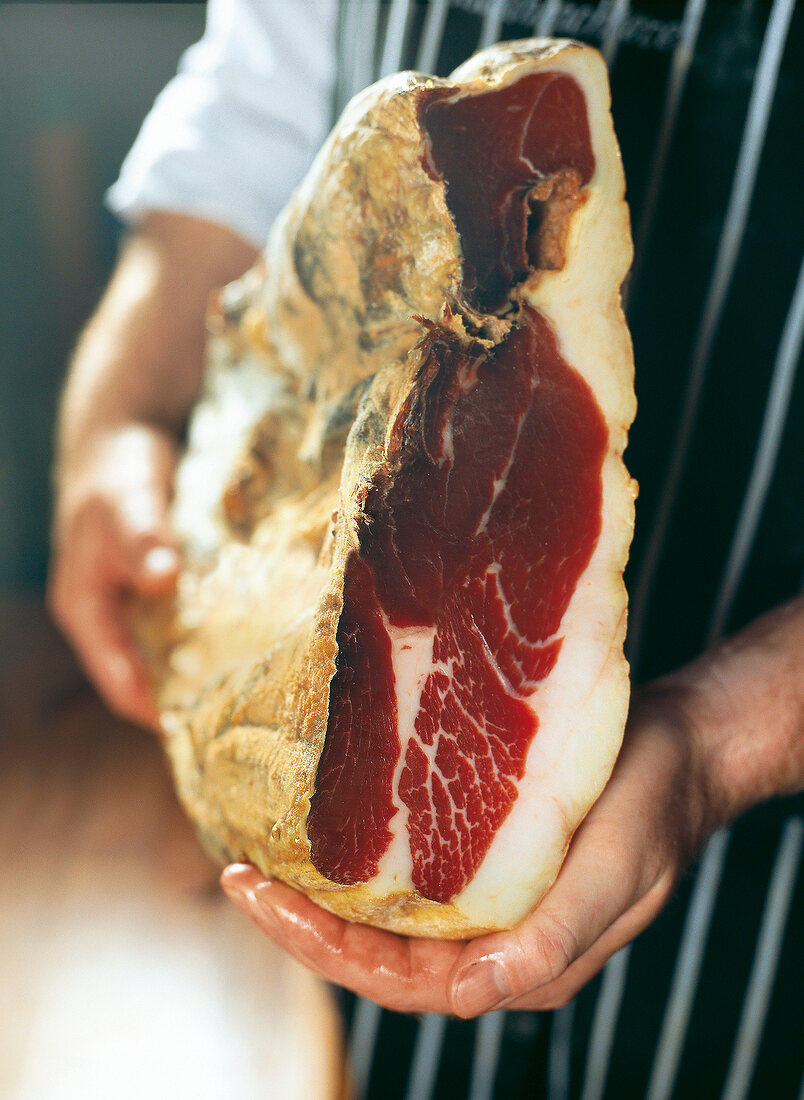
221, 864, 263, 896
221, 867, 278, 921
142, 546, 179, 577
452, 959, 512, 1017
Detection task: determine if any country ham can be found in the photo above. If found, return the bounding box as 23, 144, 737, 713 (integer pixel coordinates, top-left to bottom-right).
142, 40, 636, 938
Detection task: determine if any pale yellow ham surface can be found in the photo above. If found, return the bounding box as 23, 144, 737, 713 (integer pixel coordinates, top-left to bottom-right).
140, 40, 636, 938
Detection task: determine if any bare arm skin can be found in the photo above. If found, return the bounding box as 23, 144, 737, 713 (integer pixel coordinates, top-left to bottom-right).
221, 595, 804, 1016
50, 212, 258, 726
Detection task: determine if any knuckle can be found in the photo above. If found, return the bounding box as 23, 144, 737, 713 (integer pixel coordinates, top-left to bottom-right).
532, 983, 575, 1011
70, 491, 109, 531
531, 912, 580, 985
128, 527, 162, 560
635, 865, 678, 927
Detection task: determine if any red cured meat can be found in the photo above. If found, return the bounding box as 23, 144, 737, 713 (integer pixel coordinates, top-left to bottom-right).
309, 311, 608, 900
307, 554, 399, 884
421, 73, 595, 312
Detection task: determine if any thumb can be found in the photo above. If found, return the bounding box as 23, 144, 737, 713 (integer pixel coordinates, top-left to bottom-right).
111, 425, 182, 596
448, 823, 653, 1017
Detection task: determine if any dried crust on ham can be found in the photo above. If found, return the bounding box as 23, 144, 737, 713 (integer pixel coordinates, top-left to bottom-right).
140, 40, 636, 938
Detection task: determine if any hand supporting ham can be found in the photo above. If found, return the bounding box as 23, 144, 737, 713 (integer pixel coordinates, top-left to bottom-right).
221, 596, 804, 1015
50, 422, 181, 728
50, 213, 257, 727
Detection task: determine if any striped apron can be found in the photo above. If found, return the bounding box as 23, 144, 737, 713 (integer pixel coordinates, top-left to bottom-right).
333, 2, 804, 1097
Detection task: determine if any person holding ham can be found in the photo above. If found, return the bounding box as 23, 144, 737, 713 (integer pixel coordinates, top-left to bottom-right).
50, 0, 803, 1070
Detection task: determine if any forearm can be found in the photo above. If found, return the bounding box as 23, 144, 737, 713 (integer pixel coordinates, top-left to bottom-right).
50, 211, 258, 725
56, 211, 258, 470
654, 596, 804, 832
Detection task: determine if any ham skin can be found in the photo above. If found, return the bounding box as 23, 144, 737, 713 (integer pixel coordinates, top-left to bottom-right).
140, 40, 637, 938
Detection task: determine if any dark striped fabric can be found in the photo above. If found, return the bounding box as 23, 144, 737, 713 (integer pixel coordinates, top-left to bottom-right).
332, 2, 804, 1097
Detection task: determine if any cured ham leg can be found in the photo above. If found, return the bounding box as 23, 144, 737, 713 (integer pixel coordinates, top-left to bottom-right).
142, 40, 636, 938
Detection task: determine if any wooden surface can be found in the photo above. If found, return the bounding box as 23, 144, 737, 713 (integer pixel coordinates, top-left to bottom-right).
0, 596, 346, 1100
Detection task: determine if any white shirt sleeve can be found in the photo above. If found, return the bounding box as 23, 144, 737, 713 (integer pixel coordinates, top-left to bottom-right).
106, 0, 338, 249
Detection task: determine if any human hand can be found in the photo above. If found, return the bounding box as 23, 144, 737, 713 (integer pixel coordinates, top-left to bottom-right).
221, 595, 804, 1014
50, 212, 258, 729
220, 683, 711, 1016
49, 422, 180, 729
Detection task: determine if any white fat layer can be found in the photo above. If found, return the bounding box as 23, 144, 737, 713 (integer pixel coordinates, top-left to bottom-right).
361, 49, 633, 926
370, 621, 435, 893
453, 452, 629, 926
363, 512, 624, 923
447, 51, 633, 927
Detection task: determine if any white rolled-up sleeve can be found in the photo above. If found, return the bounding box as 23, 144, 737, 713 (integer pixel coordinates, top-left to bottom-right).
106, 0, 338, 249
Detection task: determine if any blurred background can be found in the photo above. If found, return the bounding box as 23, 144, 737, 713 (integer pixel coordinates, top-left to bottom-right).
0, 2, 207, 590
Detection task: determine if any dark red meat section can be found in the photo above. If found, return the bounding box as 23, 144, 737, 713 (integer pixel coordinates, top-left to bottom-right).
307, 555, 399, 884
309, 69, 603, 901
422, 72, 595, 312
311, 311, 607, 899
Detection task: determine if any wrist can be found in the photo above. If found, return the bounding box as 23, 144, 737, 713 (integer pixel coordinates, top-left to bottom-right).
55, 419, 178, 496
650, 598, 804, 831
56, 212, 259, 463
627, 683, 716, 857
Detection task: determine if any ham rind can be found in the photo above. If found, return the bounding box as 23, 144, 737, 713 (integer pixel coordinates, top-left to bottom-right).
144, 40, 636, 938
